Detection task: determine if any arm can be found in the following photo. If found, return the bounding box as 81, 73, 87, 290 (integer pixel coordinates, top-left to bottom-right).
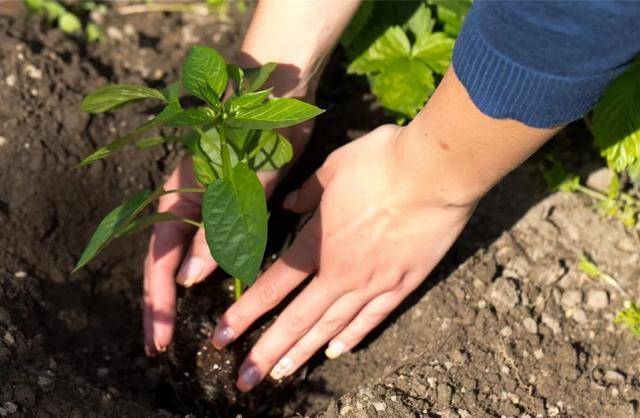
142, 0, 360, 357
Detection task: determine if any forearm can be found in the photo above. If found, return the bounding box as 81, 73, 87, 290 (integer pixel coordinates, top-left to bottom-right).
395, 68, 562, 207
237, 0, 361, 97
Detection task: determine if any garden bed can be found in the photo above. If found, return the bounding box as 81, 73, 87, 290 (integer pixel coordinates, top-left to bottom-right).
1, 8, 640, 418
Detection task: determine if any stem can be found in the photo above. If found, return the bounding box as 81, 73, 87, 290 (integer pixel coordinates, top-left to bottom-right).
234, 277, 243, 300
180, 218, 203, 229
115, 2, 211, 16
576, 184, 607, 201
163, 187, 205, 195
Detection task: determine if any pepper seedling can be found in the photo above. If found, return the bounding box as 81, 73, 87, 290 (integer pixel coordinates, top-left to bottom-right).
73, 45, 324, 296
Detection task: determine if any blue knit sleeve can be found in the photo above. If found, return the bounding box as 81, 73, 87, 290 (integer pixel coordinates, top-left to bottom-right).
452, 1, 640, 128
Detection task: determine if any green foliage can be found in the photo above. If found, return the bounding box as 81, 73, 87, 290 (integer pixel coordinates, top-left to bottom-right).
23, 0, 105, 41
615, 301, 640, 338
202, 163, 268, 285
342, 1, 468, 120
592, 63, 640, 173
543, 160, 640, 227
75, 46, 324, 287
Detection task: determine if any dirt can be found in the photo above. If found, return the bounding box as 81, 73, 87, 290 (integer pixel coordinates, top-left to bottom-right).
2, 6, 640, 418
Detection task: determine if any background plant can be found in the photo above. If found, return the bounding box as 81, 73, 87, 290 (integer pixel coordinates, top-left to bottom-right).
344, 1, 640, 221
74, 46, 323, 295
23, 0, 105, 41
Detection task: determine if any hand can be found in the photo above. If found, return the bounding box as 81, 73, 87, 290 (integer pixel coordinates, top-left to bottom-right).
210, 125, 477, 392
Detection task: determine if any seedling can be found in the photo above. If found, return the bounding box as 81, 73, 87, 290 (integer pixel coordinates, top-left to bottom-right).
544, 159, 640, 227
23, 0, 105, 41
73, 46, 324, 297
577, 253, 640, 339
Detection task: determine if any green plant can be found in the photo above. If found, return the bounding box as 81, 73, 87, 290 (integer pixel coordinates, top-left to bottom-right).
615, 301, 640, 338
73, 46, 323, 294
23, 0, 105, 41
342, 0, 469, 121
544, 160, 640, 227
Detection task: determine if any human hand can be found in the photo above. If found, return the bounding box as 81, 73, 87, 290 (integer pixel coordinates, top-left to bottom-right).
210, 125, 477, 392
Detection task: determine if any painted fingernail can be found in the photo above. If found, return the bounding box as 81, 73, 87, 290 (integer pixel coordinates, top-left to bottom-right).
212, 326, 234, 349
325, 341, 345, 359
238, 366, 261, 392
270, 356, 293, 380
176, 257, 204, 287
283, 190, 298, 209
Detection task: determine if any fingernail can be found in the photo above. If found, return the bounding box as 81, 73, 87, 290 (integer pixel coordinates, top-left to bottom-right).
325, 341, 345, 359
145, 345, 156, 358
155, 342, 167, 353
212, 326, 234, 349
270, 356, 293, 380
176, 257, 204, 287
238, 366, 261, 391
283, 190, 298, 209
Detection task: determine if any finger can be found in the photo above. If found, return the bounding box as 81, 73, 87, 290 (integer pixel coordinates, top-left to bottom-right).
211, 216, 320, 350
283, 155, 336, 213
325, 285, 409, 360
176, 227, 218, 287
143, 221, 191, 354
235, 275, 349, 392
143, 159, 201, 355
269, 291, 370, 380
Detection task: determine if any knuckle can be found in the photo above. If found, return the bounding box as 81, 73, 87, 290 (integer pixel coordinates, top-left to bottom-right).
256, 279, 281, 308
316, 315, 346, 336
282, 313, 311, 337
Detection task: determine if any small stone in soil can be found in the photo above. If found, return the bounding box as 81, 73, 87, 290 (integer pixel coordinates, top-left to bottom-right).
97, 368, 109, 378
488, 277, 519, 312
523, 317, 538, 334
586, 289, 609, 310
24, 64, 42, 80
13, 271, 27, 279
604, 370, 625, 385
0, 136, 6, 147
541, 313, 561, 335
571, 308, 587, 323
4, 402, 17, 414
5, 74, 16, 87
533, 349, 544, 360
13, 385, 36, 408
437, 382, 453, 405
560, 289, 582, 309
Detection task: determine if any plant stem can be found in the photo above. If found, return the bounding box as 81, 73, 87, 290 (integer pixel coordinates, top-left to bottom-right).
180, 218, 203, 229
115, 2, 211, 16
164, 187, 205, 195
234, 277, 243, 300
576, 184, 607, 201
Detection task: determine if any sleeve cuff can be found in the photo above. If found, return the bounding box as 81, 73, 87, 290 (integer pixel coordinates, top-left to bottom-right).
452, 7, 626, 128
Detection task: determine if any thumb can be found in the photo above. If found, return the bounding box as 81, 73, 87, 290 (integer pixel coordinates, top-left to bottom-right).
283, 157, 336, 213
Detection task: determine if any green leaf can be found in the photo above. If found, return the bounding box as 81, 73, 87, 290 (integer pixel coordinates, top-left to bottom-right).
370, 58, 434, 118
77, 102, 182, 166
182, 45, 228, 104
24, 0, 45, 12
182, 130, 220, 185
44, 1, 66, 20
135, 136, 177, 150
413, 32, 455, 74
615, 301, 640, 338
243, 62, 277, 93
86, 22, 102, 43
198, 127, 240, 168
347, 26, 411, 75
592, 64, 640, 172
203, 162, 268, 285
248, 130, 293, 171
226, 63, 245, 91
74, 188, 164, 271
543, 160, 580, 193
227, 97, 324, 130
81, 84, 168, 114
225, 88, 272, 111
162, 82, 181, 104
167, 107, 217, 126
428, 0, 471, 36
116, 212, 181, 237
59, 12, 81, 34
405, 3, 434, 39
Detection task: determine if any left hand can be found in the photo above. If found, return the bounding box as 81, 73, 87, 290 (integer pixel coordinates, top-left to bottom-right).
210, 124, 477, 392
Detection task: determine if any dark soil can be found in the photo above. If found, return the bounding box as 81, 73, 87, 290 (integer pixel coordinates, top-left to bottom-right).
2, 6, 640, 418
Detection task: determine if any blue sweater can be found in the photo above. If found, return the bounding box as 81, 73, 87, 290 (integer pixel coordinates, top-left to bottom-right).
453, 1, 640, 128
